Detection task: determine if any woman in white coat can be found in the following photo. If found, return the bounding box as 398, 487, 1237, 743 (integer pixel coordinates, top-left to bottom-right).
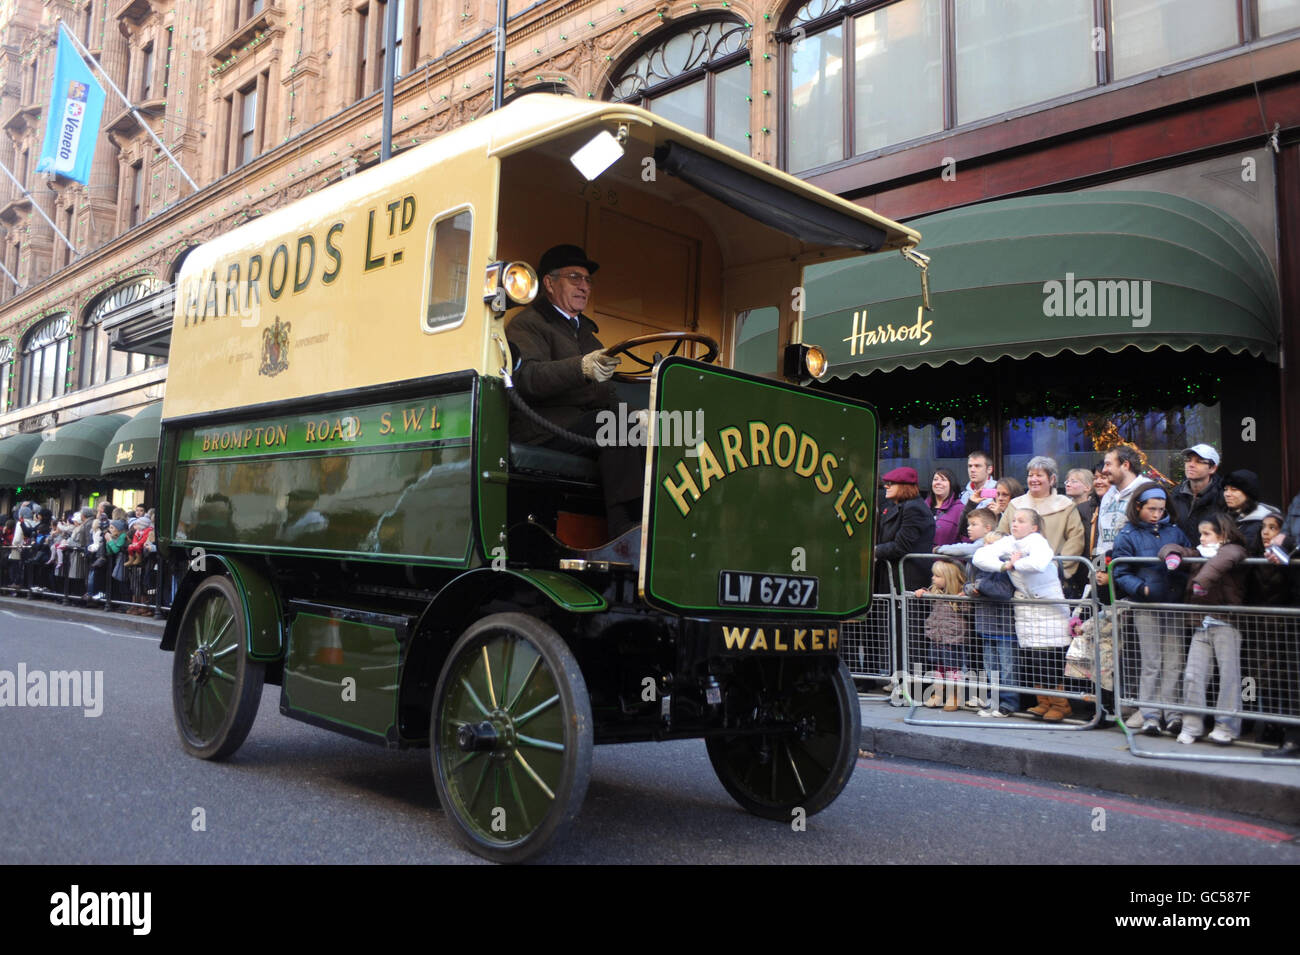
975, 508, 1073, 720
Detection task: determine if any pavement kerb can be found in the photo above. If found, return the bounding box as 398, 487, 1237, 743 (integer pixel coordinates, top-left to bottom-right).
859, 699, 1300, 828
0, 595, 166, 637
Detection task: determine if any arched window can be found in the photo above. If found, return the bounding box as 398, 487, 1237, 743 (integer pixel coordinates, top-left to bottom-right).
0, 339, 12, 414
80, 279, 160, 389
610, 16, 752, 154
19, 313, 71, 408
781, 0, 943, 173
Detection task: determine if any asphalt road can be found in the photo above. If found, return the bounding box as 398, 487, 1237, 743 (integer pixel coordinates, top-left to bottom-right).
2, 606, 1298, 865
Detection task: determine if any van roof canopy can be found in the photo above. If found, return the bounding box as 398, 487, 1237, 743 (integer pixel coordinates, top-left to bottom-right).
485, 96, 919, 257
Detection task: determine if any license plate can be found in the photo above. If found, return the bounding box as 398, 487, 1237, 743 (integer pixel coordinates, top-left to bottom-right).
717, 571, 819, 609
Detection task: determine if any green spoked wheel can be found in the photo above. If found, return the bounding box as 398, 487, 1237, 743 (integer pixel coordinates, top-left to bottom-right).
431, 613, 592, 864
706, 657, 860, 821
171, 576, 265, 761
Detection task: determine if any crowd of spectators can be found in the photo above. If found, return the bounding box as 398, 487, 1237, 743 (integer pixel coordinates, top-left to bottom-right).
875, 443, 1300, 758
3, 499, 158, 614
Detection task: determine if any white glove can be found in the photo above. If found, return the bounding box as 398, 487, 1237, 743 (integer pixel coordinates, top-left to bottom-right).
581, 349, 620, 383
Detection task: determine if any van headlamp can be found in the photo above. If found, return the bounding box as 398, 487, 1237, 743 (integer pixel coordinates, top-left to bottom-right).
484, 261, 538, 311
502, 262, 538, 305
784, 342, 829, 383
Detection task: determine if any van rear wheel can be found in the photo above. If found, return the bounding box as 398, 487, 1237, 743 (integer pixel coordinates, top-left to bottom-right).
431, 613, 592, 863
707, 657, 860, 821
171, 575, 264, 760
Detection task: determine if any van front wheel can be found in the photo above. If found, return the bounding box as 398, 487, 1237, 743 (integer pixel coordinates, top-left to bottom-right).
706, 657, 860, 820
431, 613, 592, 863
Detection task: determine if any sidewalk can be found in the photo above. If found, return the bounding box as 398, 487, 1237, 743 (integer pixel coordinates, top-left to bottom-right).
0, 594, 166, 637
859, 691, 1300, 827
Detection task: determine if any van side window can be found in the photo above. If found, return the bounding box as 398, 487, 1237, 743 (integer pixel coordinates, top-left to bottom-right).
733, 306, 779, 374
425, 209, 472, 330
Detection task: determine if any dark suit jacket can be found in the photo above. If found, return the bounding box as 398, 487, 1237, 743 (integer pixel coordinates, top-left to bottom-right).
505, 298, 616, 445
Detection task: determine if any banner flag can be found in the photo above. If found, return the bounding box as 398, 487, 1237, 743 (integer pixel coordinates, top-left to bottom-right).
36, 26, 106, 185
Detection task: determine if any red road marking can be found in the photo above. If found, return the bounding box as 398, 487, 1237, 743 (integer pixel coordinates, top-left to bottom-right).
856, 758, 1295, 844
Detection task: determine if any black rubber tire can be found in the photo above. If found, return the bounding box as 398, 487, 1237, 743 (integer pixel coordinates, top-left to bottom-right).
171, 575, 265, 760
706, 658, 860, 821
430, 612, 593, 864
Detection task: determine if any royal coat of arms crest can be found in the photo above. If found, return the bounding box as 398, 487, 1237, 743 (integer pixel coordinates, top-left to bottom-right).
260, 316, 291, 377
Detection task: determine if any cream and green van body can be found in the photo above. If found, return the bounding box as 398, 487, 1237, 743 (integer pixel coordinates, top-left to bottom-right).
157, 95, 919, 861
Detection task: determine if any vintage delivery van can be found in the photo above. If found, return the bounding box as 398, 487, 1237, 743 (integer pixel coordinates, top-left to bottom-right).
158, 94, 921, 862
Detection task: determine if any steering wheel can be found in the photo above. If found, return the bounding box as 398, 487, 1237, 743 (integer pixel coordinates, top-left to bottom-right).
602, 331, 721, 382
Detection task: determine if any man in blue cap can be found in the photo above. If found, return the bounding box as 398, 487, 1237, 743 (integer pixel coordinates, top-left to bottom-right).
506, 244, 641, 538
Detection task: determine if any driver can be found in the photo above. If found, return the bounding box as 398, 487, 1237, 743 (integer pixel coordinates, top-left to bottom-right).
506, 244, 642, 538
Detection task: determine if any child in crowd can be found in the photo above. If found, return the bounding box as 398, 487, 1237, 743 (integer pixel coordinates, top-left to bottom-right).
1111, 486, 1192, 737
126, 511, 154, 567
962, 508, 1020, 717
974, 507, 1073, 721
913, 559, 970, 711
1159, 515, 1250, 745
934, 509, 984, 561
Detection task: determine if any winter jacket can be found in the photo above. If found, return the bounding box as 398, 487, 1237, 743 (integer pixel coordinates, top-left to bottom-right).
1252, 560, 1300, 608
921, 597, 969, 645
1169, 472, 1228, 544
929, 494, 964, 547
505, 298, 617, 445
1074, 496, 1098, 556
875, 497, 936, 592
1110, 516, 1191, 602
960, 478, 997, 506
1280, 491, 1300, 549
1158, 543, 1249, 620
973, 532, 1071, 647
128, 520, 154, 555
6, 520, 22, 560
964, 562, 1017, 639
1094, 475, 1154, 560
66, 521, 90, 579
1229, 502, 1274, 557
996, 492, 1086, 579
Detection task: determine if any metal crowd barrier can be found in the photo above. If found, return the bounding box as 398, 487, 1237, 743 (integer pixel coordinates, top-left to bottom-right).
3, 537, 168, 620
2, 541, 34, 596
1109, 555, 1300, 765
896, 552, 1103, 730
840, 571, 900, 697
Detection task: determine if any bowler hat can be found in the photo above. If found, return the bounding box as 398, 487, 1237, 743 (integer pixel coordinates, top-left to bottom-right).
538, 244, 599, 277
881, 466, 919, 484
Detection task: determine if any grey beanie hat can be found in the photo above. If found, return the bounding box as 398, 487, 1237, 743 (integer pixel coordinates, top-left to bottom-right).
19, 505, 31, 520
110, 519, 128, 532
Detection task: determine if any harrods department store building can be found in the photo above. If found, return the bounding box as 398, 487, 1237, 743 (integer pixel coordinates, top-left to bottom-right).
1, 0, 1298, 518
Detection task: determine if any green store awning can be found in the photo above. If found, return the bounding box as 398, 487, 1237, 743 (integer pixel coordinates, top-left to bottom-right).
0, 432, 42, 487
775, 191, 1281, 378
101, 402, 163, 476
26, 413, 129, 483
